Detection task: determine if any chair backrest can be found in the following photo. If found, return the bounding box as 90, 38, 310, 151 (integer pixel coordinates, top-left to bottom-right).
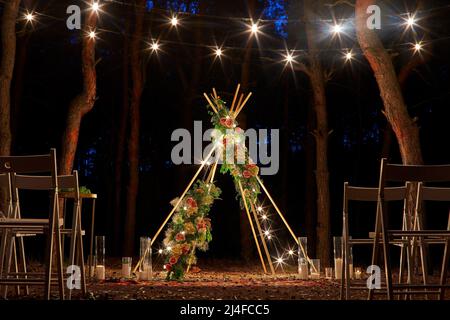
381, 158, 450, 183
343, 182, 409, 235
418, 184, 450, 202
0, 149, 58, 175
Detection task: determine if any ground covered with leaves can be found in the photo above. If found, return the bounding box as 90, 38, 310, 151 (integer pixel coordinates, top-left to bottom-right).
3, 259, 449, 300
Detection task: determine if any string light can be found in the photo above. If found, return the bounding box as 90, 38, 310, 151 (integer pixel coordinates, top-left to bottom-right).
331, 24, 343, 34
24, 12, 34, 23
214, 47, 223, 58
257, 206, 263, 212
284, 52, 295, 64
88, 30, 97, 40
261, 214, 267, 220
403, 13, 417, 29
158, 249, 163, 254
344, 51, 353, 62
170, 16, 179, 27
288, 249, 294, 256
150, 41, 160, 53
91, 1, 100, 13
250, 22, 259, 35
413, 42, 423, 52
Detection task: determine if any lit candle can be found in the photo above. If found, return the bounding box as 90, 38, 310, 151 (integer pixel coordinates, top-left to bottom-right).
310, 272, 320, 279
334, 258, 343, 280
355, 268, 362, 280
95, 265, 105, 280
122, 257, 132, 278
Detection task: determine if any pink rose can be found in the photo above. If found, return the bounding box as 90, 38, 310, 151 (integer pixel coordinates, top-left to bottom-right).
169, 256, 178, 265
242, 170, 252, 179
175, 233, 186, 242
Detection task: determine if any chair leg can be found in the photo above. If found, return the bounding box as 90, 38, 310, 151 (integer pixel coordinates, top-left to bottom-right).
368, 203, 381, 300
439, 238, 450, 300
380, 204, 393, 300
418, 238, 429, 299
44, 221, 55, 299
0, 230, 8, 295
12, 240, 20, 296
2, 233, 14, 298
77, 207, 87, 295
55, 223, 65, 300
68, 205, 78, 300
17, 236, 29, 295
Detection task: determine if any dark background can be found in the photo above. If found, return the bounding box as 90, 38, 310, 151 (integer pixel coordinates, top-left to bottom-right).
6, 0, 450, 264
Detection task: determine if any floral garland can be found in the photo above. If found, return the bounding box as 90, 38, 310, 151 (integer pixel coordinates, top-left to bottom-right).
163, 180, 221, 280
209, 99, 262, 209
162, 96, 262, 281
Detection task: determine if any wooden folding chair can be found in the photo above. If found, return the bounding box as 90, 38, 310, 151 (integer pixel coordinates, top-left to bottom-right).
370, 159, 450, 300
0, 149, 65, 300
340, 182, 410, 300
411, 184, 450, 300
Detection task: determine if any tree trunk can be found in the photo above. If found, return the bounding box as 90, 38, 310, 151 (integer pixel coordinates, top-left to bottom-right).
355, 0, 423, 167
113, 19, 131, 255
0, 0, 20, 215
59, 9, 97, 175
123, 0, 146, 255
0, 0, 20, 157
303, 0, 331, 267
356, 0, 423, 234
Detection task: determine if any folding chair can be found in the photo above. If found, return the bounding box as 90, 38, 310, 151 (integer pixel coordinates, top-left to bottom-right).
370, 158, 450, 300
0, 149, 65, 299
2, 171, 87, 299
411, 184, 450, 299
340, 182, 410, 300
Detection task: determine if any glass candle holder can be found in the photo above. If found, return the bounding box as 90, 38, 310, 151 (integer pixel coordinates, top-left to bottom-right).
310, 259, 320, 279
139, 237, 152, 281
325, 267, 333, 280
122, 257, 132, 278
87, 255, 96, 279
95, 236, 105, 280
354, 267, 362, 280
333, 236, 343, 280
348, 245, 354, 279
297, 237, 308, 280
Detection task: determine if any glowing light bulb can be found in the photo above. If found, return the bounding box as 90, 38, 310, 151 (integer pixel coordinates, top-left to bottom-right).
288, 250, 294, 255
250, 23, 259, 34
150, 42, 160, 52
406, 16, 415, 27
331, 24, 343, 34
91, 2, 100, 12
414, 42, 423, 52
276, 257, 283, 264
88, 31, 96, 39
215, 48, 222, 57
257, 206, 263, 212
285, 53, 294, 63
267, 235, 272, 240
345, 51, 353, 61
181, 231, 186, 235
158, 249, 163, 254
25, 12, 34, 22
262, 214, 267, 220
166, 246, 172, 251
171, 16, 178, 26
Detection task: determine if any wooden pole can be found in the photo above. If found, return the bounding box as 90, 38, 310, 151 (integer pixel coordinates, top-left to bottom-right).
230, 84, 241, 113
234, 92, 253, 117
203, 93, 218, 114
250, 202, 275, 274
133, 145, 217, 273
238, 180, 268, 274
256, 176, 315, 271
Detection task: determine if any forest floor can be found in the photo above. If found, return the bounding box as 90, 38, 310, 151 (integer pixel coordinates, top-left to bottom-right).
3, 259, 449, 300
